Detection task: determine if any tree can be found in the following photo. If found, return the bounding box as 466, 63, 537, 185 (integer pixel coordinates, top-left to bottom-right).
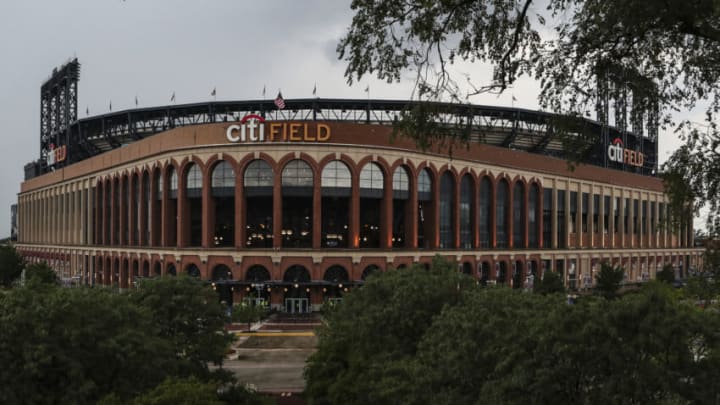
98, 377, 273, 405
0, 245, 24, 287
534, 270, 565, 295
657, 263, 677, 284
231, 302, 266, 332
304, 255, 474, 405
0, 286, 176, 403
595, 262, 625, 299
339, 0, 720, 232
130, 275, 235, 381
24, 261, 58, 286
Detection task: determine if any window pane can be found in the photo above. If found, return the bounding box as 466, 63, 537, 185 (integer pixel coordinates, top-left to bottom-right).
321, 161, 351, 188
359, 163, 383, 190
393, 167, 409, 191
282, 160, 313, 187
244, 160, 273, 187
212, 161, 235, 188
187, 164, 202, 190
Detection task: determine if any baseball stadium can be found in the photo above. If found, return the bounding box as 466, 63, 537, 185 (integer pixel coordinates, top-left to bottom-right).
15, 59, 702, 312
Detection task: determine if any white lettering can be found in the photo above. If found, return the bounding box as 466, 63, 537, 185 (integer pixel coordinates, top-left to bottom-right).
226, 124, 241, 142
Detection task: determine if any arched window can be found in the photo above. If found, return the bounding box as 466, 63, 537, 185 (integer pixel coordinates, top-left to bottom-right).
211, 161, 235, 247
529, 183, 539, 248
168, 167, 178, 197
165, 166, 178, 247
244, 160, 274, 187
283, 265, 311, 283
167, 263, 176, 276
460, 175, 473, 248
418, 169, 431, 199
321, 161, 351, 248
513, 182, 525, 248
323, 265, 349, 299
392, 167, 409, 198
186, 263, 201, 278
211, 161, 235, 195
282, 160, 313, 188
361, 264, 379, 280
392, 166, 410, 248
439, 172, 455, 248
282, 160, 313, 247
479, 177, 491, 248
359, 163, 384, 194
185, 163, 203, 246
246, 265, 270, 282
244, 160, 273, 248
321, 161, 351, 188
359, 162, 384, 248
211, 264, 234, 304
417, 168, 433, 248
496, 179, 509, 248
212, 264, 233, 281
186, 164, 202, 197
323, 266, 349, 284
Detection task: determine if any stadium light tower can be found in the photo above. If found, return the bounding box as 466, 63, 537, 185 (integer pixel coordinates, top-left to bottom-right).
39, 58, 80, 170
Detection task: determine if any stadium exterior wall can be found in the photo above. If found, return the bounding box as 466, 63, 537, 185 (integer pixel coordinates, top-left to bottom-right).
15, 120, 702, 311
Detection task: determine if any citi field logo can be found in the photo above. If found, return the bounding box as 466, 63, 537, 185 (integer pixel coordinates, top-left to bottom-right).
225, 115, 332, 143
607, 138, 644, 167
226, 114, 265, 142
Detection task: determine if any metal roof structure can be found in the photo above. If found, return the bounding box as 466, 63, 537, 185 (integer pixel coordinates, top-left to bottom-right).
25, 98, 658, 179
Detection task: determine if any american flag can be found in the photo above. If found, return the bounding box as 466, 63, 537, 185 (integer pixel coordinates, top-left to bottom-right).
274, 92, 285, 110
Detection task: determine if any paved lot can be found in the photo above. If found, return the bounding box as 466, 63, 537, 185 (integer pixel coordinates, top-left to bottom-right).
223, 332, 318, 393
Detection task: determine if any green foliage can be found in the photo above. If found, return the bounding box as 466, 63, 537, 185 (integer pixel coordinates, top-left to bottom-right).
99, 377, 273, 405
684, 275, 719, 308
0, 275, 243, 403
0, 245, 24, 288
24, 261, 58, 286
534, 270, 565, 295
130, 275, 235, 381
306, 260, 720, 404
0, 287, 175, 404
340, 0, 720, 230
231, 302, 266, 330
595, 262, 625, 299
657, 264, 677, 284
128, 377, 224, 405
304, 255, 473, 405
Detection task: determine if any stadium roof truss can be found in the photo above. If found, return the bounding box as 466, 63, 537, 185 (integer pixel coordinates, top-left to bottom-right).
43, 98, 657, 177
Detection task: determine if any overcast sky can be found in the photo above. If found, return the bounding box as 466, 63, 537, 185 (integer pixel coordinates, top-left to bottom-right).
0, 0, 701, 238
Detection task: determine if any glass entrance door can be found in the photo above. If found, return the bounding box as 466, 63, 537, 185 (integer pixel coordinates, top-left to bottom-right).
284, 298, 309, 314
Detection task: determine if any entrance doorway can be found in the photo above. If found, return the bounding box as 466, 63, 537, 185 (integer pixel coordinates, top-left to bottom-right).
285, 298, 309, 314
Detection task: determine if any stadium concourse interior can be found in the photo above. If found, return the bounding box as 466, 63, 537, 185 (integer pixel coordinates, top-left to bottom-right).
16, 117, 702, 312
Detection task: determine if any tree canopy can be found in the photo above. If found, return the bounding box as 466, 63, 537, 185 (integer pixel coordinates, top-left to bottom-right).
0, 274, 252, 404
306, 258, 720, 404
0, 245, 24, 287
339, 0, 720, 234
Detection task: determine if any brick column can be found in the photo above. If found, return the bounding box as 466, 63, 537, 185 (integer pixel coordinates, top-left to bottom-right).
235, 168, 244, 249
349, 170, 360, 249
138, 173, 147, 246
129, 175, 137, 246
313, 173, 322, 249
202, 168, 212, 248
453, 174, 461, 249
273, 174, 283, 248
119, 176, 127, 246
408, 180, 418, 249
381, 170, 393, 249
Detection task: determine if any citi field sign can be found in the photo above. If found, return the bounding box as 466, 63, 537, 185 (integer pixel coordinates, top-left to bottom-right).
607, 138, 644, 167
226, 115, 331, 143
